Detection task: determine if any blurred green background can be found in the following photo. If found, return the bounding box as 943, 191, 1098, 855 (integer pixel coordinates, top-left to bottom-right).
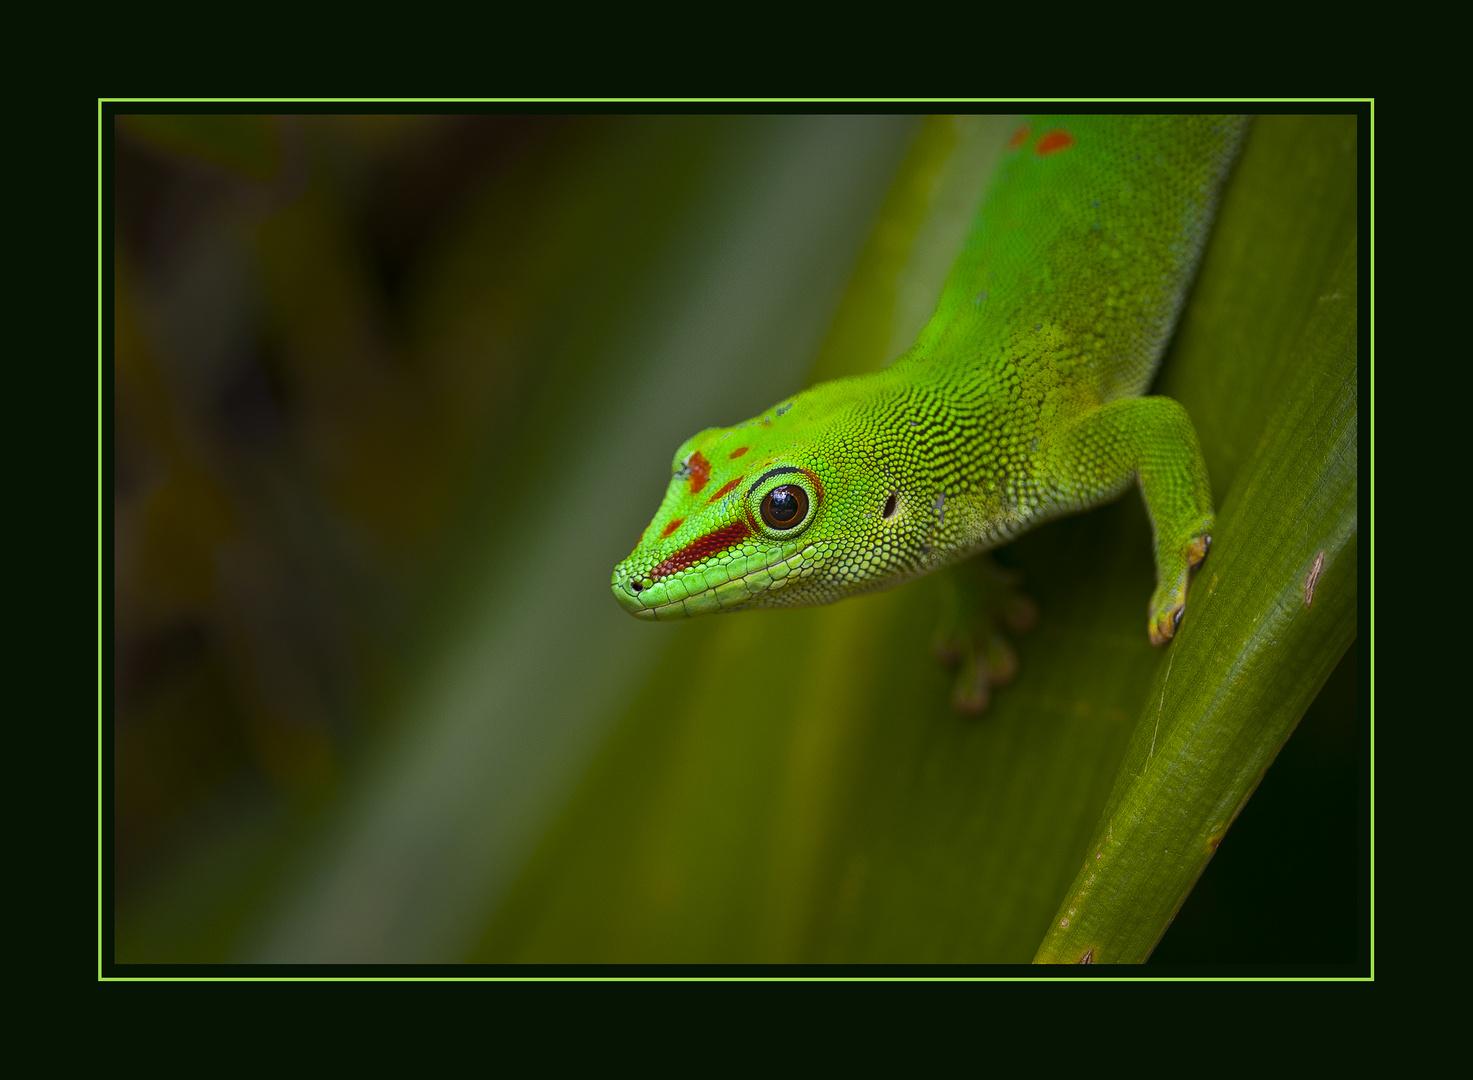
110, 113, 1360, 965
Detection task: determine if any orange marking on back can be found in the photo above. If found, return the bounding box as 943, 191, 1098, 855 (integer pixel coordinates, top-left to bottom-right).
1035, 129, 1074, 157
708, 475, 744, 503
660, 517, 684, 539
729, 446, 749, 459
687, 451, 711, 495
1007, 124, 1030, 150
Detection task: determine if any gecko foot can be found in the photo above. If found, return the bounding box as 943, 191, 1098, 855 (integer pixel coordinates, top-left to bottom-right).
1148, 532, 1211, 646
933, 556, 1038, 714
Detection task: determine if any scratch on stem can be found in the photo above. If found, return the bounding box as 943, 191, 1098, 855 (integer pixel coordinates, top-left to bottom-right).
1304, 550, 1326, 607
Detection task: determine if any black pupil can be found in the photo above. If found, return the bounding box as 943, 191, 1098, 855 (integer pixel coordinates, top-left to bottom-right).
768, 487, 800, 522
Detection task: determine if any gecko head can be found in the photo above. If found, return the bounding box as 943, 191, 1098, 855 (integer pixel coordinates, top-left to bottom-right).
611, 384, 932, 620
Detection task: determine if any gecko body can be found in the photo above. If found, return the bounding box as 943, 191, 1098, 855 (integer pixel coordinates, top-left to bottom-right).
612, 116, 1247, 650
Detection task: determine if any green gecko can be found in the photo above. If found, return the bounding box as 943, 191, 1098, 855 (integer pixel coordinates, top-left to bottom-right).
612, 115, 1248, 707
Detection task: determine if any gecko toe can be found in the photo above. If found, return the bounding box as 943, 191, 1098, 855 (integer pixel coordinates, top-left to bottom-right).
1148, 601, 1185, 646
1186, 534, 1212, 570
935, 556, 1036, 714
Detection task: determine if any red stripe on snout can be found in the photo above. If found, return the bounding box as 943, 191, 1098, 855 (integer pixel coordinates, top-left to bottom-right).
649, 521, 752, 582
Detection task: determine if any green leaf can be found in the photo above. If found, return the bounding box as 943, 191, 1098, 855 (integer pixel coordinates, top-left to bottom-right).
1034, 116, 1359, 963
468, 115, 1360, 963
1035, 247, 1357, 965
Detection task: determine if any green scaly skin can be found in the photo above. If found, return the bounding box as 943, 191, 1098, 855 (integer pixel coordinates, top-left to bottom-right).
613, 115, 1246, 662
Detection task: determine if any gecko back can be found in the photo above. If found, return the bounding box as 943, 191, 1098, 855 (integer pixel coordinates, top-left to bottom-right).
905, 115, 1249, 404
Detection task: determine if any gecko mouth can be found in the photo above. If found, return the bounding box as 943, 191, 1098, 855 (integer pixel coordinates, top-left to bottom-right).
611, 544, 820, 620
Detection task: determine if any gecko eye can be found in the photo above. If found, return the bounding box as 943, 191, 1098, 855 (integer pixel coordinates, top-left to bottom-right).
748, 467, 820, 539
760, 485, 808, 530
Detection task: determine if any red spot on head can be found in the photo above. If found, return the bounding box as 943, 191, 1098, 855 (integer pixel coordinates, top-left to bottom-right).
1007, 124, 1030, 150
708, 475, 744, 503
660, 517, 684, 539
1035, 129, 1074, 157
686, 451, 711, 495
649, 520, 752, 582
729, 446, 749, 459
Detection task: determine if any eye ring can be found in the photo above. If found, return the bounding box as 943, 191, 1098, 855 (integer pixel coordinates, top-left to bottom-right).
760, 485, 809, 531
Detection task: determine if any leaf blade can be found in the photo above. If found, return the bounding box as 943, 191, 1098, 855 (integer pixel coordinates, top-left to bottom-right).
1034, 231, 1359, 964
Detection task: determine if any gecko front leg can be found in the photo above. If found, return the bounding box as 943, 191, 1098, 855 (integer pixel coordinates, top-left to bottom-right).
1043, 396, 1215, 645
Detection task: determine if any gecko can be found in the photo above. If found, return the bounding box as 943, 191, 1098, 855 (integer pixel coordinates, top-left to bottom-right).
611, 115, 1248, 710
